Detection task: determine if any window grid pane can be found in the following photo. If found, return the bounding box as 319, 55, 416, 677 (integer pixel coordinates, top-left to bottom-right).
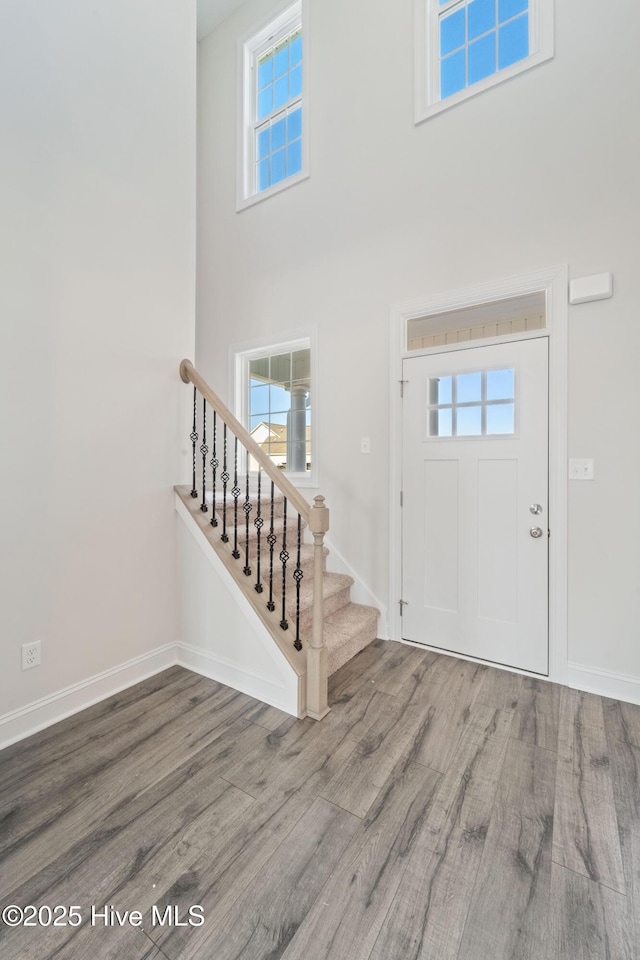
438, 0, 529, 100
427, 369, 515, 437
255, 103, 303, 193
254, 26, 302, 192
248, 348, 311, 471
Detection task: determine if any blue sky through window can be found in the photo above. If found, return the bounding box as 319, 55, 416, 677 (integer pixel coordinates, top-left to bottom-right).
248, 349, 312, 469
256, 28, 303, 192
428, 368, 516, 437
439, 0, 529, 101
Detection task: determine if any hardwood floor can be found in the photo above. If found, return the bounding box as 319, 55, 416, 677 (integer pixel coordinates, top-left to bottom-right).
1, 641, 638, 959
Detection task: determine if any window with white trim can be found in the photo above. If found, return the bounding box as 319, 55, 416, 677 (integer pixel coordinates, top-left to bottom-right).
234, 336, 315, 484
415, 0, 553, 122
238, 2, 308, 210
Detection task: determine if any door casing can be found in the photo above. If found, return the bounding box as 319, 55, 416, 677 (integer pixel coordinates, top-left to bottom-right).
389, 265, 568, 685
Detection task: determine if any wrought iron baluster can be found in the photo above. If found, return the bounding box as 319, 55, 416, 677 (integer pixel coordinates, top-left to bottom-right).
190, 386, 198, 498
254, 468, 263, 593
200, 400, 208, 513
243, 455, 252, 576
221, 425, 229, 542
231, 437, 241, 559
280, 498, 289, 631
266, 482, 276, 612
293, 513, 303, 650
210, 411, 218, 527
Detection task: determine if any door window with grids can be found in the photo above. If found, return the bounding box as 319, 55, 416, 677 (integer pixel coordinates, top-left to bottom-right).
427, 367, 515, 437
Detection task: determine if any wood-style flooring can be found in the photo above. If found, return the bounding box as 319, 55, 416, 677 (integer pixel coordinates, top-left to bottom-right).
1, 640, 639, 959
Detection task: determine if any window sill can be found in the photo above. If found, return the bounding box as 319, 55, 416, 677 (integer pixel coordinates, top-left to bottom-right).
236, 169, 309, 213
415, 49, 553, 125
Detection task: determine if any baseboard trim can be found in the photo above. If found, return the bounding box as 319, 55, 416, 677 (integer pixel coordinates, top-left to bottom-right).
567, 662, 640, 706
177, 642, 299, 717
0, 645, 178, 751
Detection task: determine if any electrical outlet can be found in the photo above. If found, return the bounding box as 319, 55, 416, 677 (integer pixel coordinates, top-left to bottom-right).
22, 640, 41, 670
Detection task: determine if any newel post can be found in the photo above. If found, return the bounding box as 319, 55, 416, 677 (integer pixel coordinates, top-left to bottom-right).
307, 495, 330, 720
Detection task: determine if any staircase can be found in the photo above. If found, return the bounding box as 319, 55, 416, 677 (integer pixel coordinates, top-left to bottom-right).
175, 488, 379, 676
177, 360, 379, 719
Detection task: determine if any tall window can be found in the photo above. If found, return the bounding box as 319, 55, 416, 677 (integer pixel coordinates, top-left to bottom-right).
415, 0, 553, 122
234, 336, 315, 483
238, 2, 308, 210
256, 28, 303, 192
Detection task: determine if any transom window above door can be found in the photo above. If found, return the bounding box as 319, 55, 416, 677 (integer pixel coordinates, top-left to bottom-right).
427, 367, 515, 437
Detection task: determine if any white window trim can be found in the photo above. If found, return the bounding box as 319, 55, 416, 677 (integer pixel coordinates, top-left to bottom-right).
236, 0, 309, 211
414, 0, 554, 124
230, 327, 318, 488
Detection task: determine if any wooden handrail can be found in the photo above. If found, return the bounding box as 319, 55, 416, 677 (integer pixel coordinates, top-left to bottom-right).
180, 359, 311, 521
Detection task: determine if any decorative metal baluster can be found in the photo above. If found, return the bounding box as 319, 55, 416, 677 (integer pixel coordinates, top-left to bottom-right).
231, 437, 241, 559
254, 468, 263, 593
210, 412, 218, 527
190, 386, 198, 498
280, 498, 289, 631
221, 426, 229, 543
243, 456, 252, 576
266, 482, 276, 612
293, 514, 303, 650
200, 400, 208, 513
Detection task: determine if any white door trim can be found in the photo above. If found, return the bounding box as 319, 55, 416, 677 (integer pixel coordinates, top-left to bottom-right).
389, 264, 568, 684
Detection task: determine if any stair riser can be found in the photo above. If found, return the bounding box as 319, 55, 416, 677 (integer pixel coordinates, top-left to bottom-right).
245, 576, 350, 625
208, 521, 308, 552
215, 536, 323, 579
241, 553, 321, 584
210, 497, 288, 525
296, 586, 352, 636
229, 568, 352, 636
326, 619, 379, 676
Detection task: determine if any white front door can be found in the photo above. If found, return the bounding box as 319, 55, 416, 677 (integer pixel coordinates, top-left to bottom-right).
401, 337, 549, 674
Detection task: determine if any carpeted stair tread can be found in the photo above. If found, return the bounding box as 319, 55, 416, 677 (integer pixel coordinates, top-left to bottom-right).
296, 572, 353, 611
323, 603, 380, 675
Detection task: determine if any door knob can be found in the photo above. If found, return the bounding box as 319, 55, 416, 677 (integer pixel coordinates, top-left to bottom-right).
530, 504, 543, 515
530, 526, 544, 539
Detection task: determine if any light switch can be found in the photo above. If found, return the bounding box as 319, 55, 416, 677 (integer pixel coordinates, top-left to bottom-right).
569, 458, 594, 480
360, 437, 370, 455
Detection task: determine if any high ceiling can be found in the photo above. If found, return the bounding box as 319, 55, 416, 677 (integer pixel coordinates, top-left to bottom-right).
197, 0, 246, 39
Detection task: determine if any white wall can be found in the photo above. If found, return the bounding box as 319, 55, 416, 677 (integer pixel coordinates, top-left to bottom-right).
196, 0, 640, 686
176, 499, 300, 716
0, 0, 196, 718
